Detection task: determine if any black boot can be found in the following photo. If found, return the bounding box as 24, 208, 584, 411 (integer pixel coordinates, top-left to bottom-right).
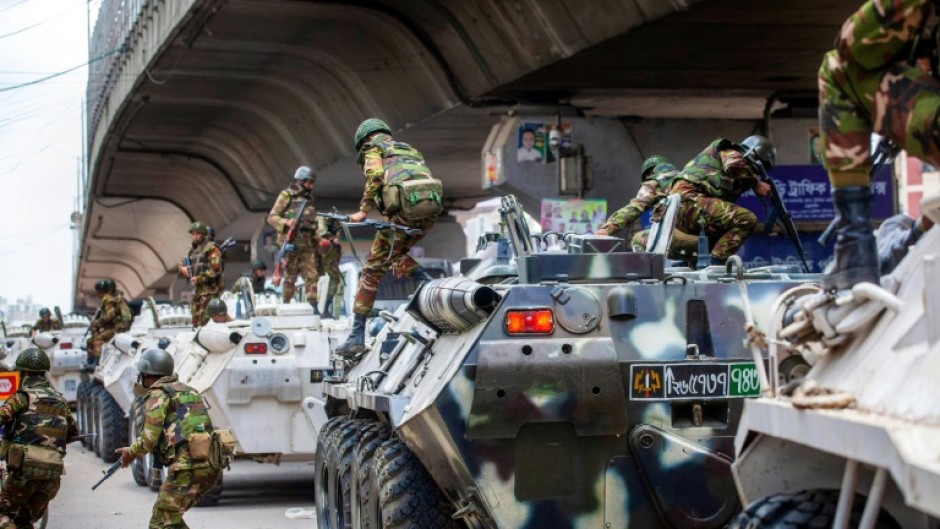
321, 298, 333, 319
336, 314, 368, 357
821, 186, 879, 289
310, 302, 320, 316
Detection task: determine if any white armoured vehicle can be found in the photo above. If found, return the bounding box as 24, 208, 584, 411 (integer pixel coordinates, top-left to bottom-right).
730, 195, 940, 529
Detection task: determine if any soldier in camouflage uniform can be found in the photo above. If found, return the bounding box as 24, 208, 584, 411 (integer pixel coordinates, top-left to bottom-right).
30, 308, 61, 335
0, 348, 77, 529
818, 0, 940, 288
596, 156, 680, 250
116, 348, 221, 529
337, 118, 439, 357
267, 166, 322, 312
668, 136, 774, 263
86, 279, 132, 365
177, 222, 223, 328
316, 216, 343, 319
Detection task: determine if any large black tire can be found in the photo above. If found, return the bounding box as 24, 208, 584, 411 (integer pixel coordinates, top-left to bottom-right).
315, 417, 349, 529
195, 473, 223, 507
374, 437, 455, 529
94, 388, 127, 463
129, 396, 147, 486
88, 385, 104, 457
75, 380, 93, 449
729, 489, 901, 529
354, 423, 391, 529
329, 420, 371, 529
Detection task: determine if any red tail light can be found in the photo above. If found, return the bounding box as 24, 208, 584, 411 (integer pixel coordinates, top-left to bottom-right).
244, 343, 268, 354
58, 342, 73, 349
505, 309, 554, 334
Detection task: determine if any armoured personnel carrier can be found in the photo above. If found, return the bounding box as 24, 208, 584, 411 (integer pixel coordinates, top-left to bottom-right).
30, 313, 90, 404
313, 195, 818, 529
0, 322, 34, 370
730, 195, 940, 529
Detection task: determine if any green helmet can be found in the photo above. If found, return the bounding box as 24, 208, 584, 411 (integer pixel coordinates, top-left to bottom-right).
94, 279, 116, 294
16, 348, 50, 372
189, 222, 209, 235
137, 348, 174, 377
641, 155, 668, 179
251, 260, 267, 272
354, 118, 391, 151
294, 166, 315, 182
740, 135, 776, 172
207, 299, 228, 318
39, 308, 51, 317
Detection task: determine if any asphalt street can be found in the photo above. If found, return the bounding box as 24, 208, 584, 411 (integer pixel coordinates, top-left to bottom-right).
50, 441, 319, 528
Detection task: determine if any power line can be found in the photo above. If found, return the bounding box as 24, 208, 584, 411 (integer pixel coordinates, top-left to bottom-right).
0, 0, 87, 39
0, 45, 123, 95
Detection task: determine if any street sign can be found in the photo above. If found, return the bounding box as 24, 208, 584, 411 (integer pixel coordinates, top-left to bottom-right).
0, 371, 20, 400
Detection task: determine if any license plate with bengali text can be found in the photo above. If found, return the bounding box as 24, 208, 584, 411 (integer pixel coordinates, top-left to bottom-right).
629, 362, 761, 401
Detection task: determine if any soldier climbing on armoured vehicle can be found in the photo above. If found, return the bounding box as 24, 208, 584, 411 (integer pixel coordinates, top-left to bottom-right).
335, 118, 444, 357
116, 348, 222, 529
596, 155, 681, 250
177, 222, 224, 328
30, 308, 61, 335
668, 135, 775, 264
267, 166, 323, 313
86, 278, 132, 367
0, 348, 77, 529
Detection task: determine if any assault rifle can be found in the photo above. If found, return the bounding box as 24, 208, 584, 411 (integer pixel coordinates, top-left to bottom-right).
272, 198, 308, 287
82, 307, 103, 343
317, 208, 421, 266
217, 235, 236, 254
182, 256, 194, 280
54, 306, 64, 329
91, 460, 122, 490
746, 155, 810, 273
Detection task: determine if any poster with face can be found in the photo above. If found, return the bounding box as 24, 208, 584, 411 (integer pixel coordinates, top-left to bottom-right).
539, 198, 607, 235
517, 122, 573, 163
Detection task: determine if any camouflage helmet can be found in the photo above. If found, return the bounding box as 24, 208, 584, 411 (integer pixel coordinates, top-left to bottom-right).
354, 118, 391, 151
740, 135, 776, 172
137, 348, 174, 377
39, 308, 51, 317
15, 348, 50, 372
207, 299, 228, 318
251, 259, 267, 272
294, 165, 315, 182
189, 221, 209, 235
641, 155, 668, 179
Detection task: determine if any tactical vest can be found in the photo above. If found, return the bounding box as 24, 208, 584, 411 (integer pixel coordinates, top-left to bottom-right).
155, 381, 212, 464
8, 382, 70, 453
277, 185, 318, 231
678, 138, 744, 200
369, 138, 443, 220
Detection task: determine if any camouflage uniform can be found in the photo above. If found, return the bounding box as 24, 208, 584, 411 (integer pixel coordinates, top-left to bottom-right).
267, 183, 320, 303
353, 133, 436, 317
31, 319, 60, 333
601, 162, 679, 234
87, 291, 132, 360
670, 139, 761, 261
0, 375, 77, 529
127, 375, 220, 529
819, 0, 940, 187
185, 241, 223, 327
316, 217, 343, 311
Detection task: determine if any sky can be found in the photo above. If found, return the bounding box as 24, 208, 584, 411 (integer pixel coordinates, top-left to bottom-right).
0, 0, 99, 311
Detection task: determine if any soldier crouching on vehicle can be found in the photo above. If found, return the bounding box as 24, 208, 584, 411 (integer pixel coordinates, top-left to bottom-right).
596, 155, 681, 250
116, 349, 221, 529
178, 222, 224, 328
0, 348, 77, 529
86, 278, 132, 367
30, 308, 61, 336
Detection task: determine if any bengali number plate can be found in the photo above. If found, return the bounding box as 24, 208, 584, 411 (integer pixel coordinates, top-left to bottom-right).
629, 362, 761, 401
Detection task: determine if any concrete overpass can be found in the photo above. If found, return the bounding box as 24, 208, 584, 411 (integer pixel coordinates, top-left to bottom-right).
77, 0, 858, 307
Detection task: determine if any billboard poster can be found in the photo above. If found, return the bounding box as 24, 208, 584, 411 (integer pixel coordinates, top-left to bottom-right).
539, 198, 607, 234
517, 122, 573, 164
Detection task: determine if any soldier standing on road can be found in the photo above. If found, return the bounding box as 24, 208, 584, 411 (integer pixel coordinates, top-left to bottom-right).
596, 155, 681, 250
667, 136, 774, 264
177, 222, 223, 328
316, 216, 343, 319
86, 279, 132, 366
267, 166, 322, 313
0, 348, 77, 529
336, 118, 441, 356
818, 0, 940, 289
116, 348, 221, 529
249, 260, 268, 295
30, 308, 61, 335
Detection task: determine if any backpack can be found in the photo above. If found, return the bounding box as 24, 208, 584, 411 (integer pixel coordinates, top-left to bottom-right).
376, 140, 443, 221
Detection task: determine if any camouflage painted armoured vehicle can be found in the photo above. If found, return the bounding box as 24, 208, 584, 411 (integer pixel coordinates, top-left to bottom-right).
314, 195, 817, 529
730, 195, 940, 529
